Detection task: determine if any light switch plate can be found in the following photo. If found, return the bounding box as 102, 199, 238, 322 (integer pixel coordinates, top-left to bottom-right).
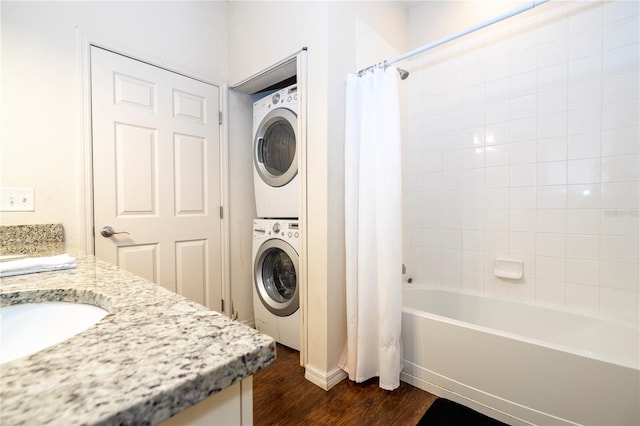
1, 187, 35, 211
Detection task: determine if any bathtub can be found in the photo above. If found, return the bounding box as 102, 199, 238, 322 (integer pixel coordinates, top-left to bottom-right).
401, 287, 640, 425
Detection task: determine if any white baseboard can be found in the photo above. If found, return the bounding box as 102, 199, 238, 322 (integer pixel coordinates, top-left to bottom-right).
304, 364, 347, 391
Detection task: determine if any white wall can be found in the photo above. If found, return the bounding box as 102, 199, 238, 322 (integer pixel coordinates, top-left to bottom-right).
404, 0, 639, 322
229, 1, 406, 385
228, 1, 332, 377
1, 1, 228, 249
2, 0, 411, 388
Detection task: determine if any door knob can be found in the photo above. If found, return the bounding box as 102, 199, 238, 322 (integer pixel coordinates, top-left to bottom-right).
100, 226, 130, 238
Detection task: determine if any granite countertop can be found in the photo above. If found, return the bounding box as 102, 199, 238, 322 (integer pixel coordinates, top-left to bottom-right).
0, 251, 276, 425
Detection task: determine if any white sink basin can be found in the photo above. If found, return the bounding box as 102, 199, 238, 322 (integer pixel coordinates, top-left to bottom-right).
0, 302, 108, 364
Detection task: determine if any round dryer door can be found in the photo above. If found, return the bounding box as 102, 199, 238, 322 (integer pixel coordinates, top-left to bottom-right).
254, 108, 298, 188
254, 238, 299, 317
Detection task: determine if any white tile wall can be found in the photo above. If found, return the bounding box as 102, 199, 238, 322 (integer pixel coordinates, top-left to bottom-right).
403, 0, 639, 322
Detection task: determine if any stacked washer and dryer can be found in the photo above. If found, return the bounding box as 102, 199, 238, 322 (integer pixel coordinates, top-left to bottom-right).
251, 84, 300, 351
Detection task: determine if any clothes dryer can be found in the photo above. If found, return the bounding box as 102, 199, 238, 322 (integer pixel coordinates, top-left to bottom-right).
252, 219, 300, 350
253, 84, 299, 219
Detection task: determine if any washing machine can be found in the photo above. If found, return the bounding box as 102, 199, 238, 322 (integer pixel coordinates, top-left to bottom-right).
253, 84, 299, 219
252, 219, 300, 350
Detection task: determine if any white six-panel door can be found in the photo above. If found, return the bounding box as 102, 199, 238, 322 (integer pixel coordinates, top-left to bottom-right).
91, 46, 222, 311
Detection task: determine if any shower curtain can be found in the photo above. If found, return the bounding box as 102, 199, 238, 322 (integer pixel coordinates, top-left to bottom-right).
340, 66, 402, 391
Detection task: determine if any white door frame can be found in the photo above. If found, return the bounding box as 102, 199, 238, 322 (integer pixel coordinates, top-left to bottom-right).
75, 28, 231, 316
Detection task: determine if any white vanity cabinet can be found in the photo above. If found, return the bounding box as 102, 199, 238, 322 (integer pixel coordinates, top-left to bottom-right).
158, 377, 253, 426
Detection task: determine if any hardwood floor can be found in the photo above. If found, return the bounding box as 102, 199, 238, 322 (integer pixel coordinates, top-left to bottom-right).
253, 344, 436, 425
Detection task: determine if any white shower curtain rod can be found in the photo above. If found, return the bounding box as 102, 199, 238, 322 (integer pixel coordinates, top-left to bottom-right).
357, 0, 550, 78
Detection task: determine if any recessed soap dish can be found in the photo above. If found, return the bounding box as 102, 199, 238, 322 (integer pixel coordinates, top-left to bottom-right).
494, 258, 524, 280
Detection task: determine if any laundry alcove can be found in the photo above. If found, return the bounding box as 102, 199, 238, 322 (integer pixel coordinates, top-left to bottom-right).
227, 48, 308, 367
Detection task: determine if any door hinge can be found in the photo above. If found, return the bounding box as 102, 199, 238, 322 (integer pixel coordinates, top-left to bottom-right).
219, 206, 223, 219
218, 111, 222, 125
221, 299, 225, 312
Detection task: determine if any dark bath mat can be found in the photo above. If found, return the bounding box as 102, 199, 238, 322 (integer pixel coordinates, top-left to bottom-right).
417, 398, 509, 426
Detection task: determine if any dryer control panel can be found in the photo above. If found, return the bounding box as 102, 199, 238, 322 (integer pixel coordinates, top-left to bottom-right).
253, 84, 298, 118
272, 86, 297, 105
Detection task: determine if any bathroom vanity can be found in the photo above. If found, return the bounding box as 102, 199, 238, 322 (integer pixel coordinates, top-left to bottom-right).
0, 244, 275, 425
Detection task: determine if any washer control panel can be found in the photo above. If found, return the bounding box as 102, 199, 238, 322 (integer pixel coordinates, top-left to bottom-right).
254, 219, 299, 242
